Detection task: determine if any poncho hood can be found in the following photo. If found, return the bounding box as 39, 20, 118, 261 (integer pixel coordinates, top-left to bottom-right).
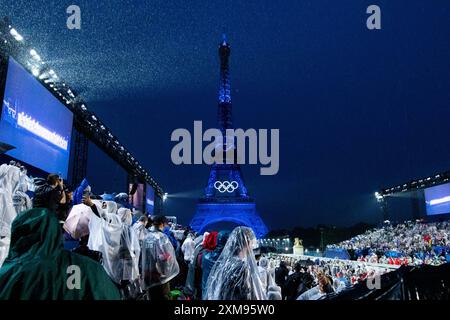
7, 206, 62, 260
0, 208, 121, 300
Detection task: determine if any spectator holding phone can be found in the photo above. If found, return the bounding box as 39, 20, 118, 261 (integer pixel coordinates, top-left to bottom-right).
33, 173, 65, 213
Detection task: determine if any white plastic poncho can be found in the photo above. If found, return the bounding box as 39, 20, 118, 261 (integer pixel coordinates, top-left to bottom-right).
91, 200, 107, 215
258, 257, 271, 292
91, 200, 117, 216
181, 235, 195, 263
0, 164, 21, 237
88, 212, 140, 284
105, 201, 118, 214
12, 173, 32, 215
0, 165, 21, 267
132, 222, 148, 243
117, 207, 132, 226
204, 226, 267, 300
141, 227, 179, 289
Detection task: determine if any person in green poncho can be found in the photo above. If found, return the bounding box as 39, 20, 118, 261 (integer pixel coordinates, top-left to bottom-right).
0, 207, 121, 300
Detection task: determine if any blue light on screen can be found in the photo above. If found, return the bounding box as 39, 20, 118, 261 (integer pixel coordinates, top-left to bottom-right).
424, 183, 450, 216
0, 57, 73, 178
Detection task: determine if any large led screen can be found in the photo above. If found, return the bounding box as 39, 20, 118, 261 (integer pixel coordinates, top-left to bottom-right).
0, 57, 73, 178
424, 183, 450, 215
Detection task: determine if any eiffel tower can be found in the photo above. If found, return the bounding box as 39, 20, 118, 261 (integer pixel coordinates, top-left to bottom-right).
189, 35, 268, 238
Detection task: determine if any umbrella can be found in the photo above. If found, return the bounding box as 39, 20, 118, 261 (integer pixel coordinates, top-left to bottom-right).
63, 204, 93, 239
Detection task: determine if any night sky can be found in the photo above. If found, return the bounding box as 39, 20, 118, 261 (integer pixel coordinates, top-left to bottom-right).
2, 1, 450, 230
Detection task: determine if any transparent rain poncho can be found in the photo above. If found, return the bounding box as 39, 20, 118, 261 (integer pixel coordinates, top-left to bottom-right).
204, 226, 267, 300
258, 256, 274, 293
106, 201, 118, 214
117, 208, 132, 226
132, 221, 148, 243
0, 164, 21, 238
0, 164, 24, 267
91, 200, 107, 215
12, 173, 32, 215
141, 227, 179, 289
88, 210, 140, 284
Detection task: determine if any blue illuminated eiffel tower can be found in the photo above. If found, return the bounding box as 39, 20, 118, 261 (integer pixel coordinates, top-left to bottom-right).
189, 35, 268, 238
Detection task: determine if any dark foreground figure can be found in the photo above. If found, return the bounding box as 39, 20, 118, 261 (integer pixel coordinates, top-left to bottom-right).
0, 208, 121, 299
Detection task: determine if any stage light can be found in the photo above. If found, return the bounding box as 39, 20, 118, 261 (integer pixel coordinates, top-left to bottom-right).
31, 68, 39, 77
163, 193, 168, 201
30, 49, 41, 61
81, 104, 87, 111
10, 28, 23, 41
91, 115, 97, 121
285, 247, 288, 251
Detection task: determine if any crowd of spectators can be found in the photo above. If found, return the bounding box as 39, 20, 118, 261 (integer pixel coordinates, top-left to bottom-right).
1, 161, 448, 300
327, 220, 450, 266
269, 255, 389, 300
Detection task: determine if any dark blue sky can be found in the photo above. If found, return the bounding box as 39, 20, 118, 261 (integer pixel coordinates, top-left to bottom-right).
2, 0, 450, 229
